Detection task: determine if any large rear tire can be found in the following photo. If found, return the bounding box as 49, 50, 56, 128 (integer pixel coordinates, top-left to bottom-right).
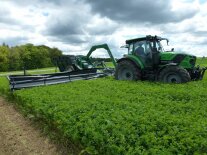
158, 66, 191, 83
115, 60, 141, 80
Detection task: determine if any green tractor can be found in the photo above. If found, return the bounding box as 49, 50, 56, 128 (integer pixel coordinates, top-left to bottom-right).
115, 35, 206, 83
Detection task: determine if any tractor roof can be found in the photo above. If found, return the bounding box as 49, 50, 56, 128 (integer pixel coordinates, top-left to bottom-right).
126, 35, 166, 44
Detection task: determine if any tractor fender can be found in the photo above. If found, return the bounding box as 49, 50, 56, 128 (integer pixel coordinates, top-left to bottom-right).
158, 63, 178, 73
155, 63, 179, 80
117, 57, 144, 70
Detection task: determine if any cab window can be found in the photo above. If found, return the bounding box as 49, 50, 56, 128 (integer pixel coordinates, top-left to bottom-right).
134, 41, 146, 56
128, 44, 133, 54
145, 41, 152, 55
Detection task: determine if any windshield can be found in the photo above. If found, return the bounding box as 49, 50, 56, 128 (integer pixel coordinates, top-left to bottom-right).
156, 41, 165, 52
149, 40, 165, 52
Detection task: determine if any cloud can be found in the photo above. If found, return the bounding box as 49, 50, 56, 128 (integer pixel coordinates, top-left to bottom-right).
9, 0, 61, 7
44, 1, 120, 45
192, 30, 207, 37
86, 16, 119, 35
83, 0, 198, 24
0, 0, 206, 57
47, 35, 90, 45
0, 36, 29, 46
42, 2, 83, 37
46, 17, 84, 36
44, 8, 90, 44
0, 7, 20, 25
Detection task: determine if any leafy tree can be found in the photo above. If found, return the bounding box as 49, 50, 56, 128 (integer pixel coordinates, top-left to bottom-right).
0, 46, 9, 71
8, 47, 20, 71
18, 44, 32, 70
49, 47, 62, 61
31, 46, 51, 68
0, 43, 63, 72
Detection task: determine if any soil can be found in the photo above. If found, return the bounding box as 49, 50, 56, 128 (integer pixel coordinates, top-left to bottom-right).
0, 97, 64, 155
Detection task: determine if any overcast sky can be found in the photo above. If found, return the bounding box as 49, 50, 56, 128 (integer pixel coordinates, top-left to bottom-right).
0, 0, 207, 57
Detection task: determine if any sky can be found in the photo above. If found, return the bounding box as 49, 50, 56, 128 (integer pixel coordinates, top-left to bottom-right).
0, 0, 207, 58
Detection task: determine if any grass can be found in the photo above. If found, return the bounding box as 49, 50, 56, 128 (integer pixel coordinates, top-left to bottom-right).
197, 57, 207, 67
0, 67, 58, 76
0, 77, 9, 95
105, 62, 115, 68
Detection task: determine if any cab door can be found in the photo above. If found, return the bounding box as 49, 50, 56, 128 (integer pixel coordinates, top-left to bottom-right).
133, 40, 153, 67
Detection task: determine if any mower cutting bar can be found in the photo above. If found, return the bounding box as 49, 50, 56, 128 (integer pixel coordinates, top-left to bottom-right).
8, 71, 108, 91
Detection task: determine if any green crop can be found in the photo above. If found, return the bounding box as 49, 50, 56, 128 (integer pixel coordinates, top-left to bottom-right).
0, 77, 9, 95
197, 57, 207, 67
0, 57, 207, 154
11, 76, 207, 154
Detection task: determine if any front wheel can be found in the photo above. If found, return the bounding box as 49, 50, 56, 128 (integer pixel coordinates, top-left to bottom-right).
115, 60, 141, 80
158, 66, 191, 83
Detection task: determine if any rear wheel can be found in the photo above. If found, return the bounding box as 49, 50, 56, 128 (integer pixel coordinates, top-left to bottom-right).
115, 60, 141, 80
158, 66, 191, 83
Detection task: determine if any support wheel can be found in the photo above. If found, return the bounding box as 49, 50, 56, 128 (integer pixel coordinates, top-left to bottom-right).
115, 60, 141, 80
158, 66, 191, 83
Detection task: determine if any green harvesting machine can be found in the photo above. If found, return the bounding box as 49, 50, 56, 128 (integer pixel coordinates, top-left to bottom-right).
8, 35, 206, 90
115, 35, 206, 83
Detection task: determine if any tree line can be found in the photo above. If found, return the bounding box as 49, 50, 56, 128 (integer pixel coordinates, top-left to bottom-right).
0, 43, 62, 72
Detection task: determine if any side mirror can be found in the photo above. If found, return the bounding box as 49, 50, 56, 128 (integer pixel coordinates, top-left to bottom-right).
120, 45, 129, 48
167, 40, 169, 45
123, 54, 127, 57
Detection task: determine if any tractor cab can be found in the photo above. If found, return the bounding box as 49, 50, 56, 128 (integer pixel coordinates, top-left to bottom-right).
125, 35, 168, 68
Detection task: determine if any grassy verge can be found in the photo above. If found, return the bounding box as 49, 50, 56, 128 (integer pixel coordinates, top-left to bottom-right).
0, 77, 9, 96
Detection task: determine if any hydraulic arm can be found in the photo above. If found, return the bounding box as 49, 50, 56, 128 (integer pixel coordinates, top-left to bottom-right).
86, 44, 117, 67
